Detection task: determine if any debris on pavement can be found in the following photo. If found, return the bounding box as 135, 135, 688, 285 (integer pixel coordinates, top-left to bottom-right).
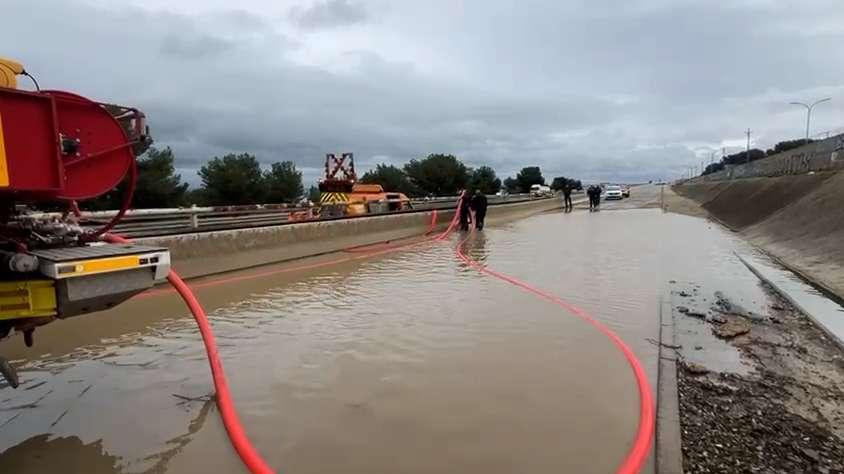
713, 319, 751, 339
674, 284, 844, 474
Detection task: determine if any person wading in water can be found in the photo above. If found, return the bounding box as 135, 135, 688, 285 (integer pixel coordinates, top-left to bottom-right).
470, 190, 489, 230
587, 185, 601, 211
459, 191, 473, 231
562, 183, 573, 212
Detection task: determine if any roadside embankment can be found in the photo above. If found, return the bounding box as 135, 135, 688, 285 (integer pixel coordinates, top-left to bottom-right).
138, 197, 560, 279
672, 172, 844, 300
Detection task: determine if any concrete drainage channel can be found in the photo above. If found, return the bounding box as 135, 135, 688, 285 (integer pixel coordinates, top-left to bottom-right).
736, 253, 844, 350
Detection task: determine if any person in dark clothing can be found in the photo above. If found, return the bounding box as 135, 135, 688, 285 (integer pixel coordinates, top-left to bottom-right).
587, 185, 600, 211
459, 191, 472, 231
470, 190, 489, 230
562, 184, 573, 212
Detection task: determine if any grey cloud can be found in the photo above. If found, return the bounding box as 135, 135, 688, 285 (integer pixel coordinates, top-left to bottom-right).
2, 0, 842, 188
160, 33, 233, 59
289, 0, 368, 29
223, 9, 272, 30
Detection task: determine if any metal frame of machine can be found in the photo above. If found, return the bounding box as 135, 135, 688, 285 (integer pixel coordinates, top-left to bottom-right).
0, 58, 170, 388
317, 152, 412, 217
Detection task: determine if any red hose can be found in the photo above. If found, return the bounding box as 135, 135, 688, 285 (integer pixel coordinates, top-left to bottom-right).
108, 207, 463, 473
103, 233, 275, 474
345, 209, 441, 253
454, 234, 654, 474
436, 197, 464, 240
105, 194, 652, 473
83, 159, 138, 240
165, 269, 275, 474
138, 209, 453, 298
424, 209, 439, 235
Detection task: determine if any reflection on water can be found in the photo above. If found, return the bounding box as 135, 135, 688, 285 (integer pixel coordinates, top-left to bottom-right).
1, 206, 771, 473
0, 434, 119, 473
0, 397, 214, 474
461, 232, 489, 264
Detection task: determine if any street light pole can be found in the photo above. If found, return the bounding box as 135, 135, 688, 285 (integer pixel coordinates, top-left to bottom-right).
745, 128, 752, 163
790, 98, 831, 140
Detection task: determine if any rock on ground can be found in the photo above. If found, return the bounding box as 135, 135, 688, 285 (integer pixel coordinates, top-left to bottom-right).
713, 319, 751, 339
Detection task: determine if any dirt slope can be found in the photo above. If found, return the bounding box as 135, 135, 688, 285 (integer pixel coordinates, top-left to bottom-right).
744, 173, 844, 297
674, 174, 832, 229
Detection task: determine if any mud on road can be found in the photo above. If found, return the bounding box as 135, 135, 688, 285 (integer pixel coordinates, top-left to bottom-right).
672, 281, 844, 473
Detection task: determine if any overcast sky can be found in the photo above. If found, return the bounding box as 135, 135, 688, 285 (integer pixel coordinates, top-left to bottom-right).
5, 0, 844, 186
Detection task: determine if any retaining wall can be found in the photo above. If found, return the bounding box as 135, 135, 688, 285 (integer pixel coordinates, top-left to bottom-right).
138, 198, 560, 279
693, 133, 844, 182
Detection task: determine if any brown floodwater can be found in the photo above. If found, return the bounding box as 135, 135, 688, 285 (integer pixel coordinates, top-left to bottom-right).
0, 187, 775, 473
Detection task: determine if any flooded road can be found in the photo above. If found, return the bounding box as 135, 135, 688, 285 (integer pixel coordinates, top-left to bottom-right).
1, 186, 774, 473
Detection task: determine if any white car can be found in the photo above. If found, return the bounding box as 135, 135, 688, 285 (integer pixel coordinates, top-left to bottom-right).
529, 184, 552, 197
604, 185, 623, 200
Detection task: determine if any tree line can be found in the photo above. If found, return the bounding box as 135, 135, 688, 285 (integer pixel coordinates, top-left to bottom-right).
84, 148, 581, 210
362, 157, 581, 197
87, 148, 304, 209
702, 138, 813, 176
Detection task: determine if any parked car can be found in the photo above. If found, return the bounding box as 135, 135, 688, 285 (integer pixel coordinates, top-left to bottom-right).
622, 186, 630, 198
605, 185, 623, 200
529, 184, 552, 197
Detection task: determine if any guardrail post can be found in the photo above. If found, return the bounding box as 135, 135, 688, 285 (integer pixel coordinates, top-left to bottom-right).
190, 211, 199, 229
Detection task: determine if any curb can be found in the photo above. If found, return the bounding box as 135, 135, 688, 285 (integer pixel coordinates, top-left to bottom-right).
736, 254, 844, 351
655, 291, 683, 473
746, 247, 844, 309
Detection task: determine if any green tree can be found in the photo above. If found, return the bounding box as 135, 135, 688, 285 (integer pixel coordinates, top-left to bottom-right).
133, 147, 189, 208
183, 188, 208, 206
361, 164, 419, 196
83, 146, 188, 210
307, 185, 321, 203
550, 176, 569, 191
723, 149, 766, 165
766, 139, 813, 156
468, 166, 501, 194
551, 176, 581, 191
503, 177, 519, 193
702, 162, 725, 175
515, 166, 545, 192
404, 154, 469, 196
264, 161, 303, 203
198, 153, 266, 205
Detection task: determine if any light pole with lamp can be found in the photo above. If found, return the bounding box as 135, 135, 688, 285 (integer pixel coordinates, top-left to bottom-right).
790, 98, 831, 140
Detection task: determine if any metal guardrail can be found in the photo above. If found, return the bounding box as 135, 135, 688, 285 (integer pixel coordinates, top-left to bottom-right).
76, 193, 543, 238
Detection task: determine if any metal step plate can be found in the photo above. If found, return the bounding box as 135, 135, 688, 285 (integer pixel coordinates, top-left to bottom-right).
29, 243, 170, 280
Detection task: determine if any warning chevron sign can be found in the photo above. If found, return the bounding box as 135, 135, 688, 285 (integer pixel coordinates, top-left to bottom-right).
319, 192, 349, 203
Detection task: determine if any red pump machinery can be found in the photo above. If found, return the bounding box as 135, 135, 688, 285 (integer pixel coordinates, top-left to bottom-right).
0, 58, 171, 388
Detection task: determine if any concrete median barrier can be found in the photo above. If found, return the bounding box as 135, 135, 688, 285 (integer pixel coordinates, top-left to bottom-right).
137, 198, 560, 279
